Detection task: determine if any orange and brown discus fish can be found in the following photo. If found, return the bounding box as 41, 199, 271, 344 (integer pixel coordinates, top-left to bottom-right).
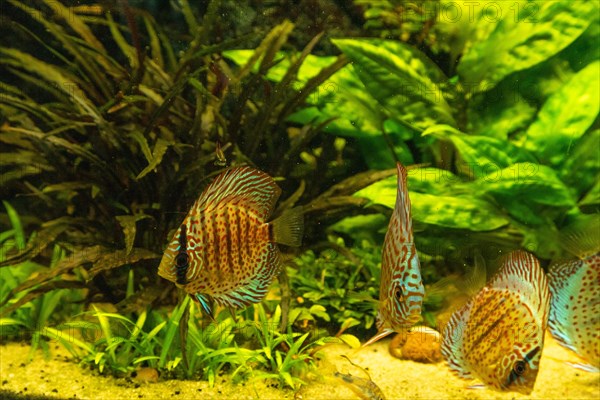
548, 252, 600, 372
441, 250, 550, 394
364, 162, 425, 346
158, 166, 303, 317
547, 215, 600, 372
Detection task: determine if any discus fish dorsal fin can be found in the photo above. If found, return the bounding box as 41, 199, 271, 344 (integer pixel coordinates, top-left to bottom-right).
488, 250, 549, 325
194, 166, 281, 221
271, 206, 304, 247
394, 162, 413, 242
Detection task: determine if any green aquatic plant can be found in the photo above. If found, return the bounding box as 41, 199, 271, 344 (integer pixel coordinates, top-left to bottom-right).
289, 242, 381, 334
289, 1, 597, 266
36, 296, 348, 389
0, 0, 346, 311
288, 239, 446, 333
0, 201, 85, 358
1, 0, 598, 393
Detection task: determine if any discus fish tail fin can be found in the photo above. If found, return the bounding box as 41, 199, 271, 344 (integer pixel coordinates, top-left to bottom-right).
271, 206, 304, 247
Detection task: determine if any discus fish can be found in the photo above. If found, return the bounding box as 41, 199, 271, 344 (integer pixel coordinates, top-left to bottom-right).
364, 162, 424, 346
547, 215, 600, 372
441, 250, 550, 394
548, 252, 600, 372
158, 166, 304, 317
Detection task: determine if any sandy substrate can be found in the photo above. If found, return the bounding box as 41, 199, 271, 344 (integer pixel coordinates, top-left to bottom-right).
1, 332, 598, 399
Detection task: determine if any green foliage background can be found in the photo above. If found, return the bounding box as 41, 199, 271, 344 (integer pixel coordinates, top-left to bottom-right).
0, 0, 598, 389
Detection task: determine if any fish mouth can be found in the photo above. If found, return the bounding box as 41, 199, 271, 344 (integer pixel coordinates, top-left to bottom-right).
405, 311, 422, 325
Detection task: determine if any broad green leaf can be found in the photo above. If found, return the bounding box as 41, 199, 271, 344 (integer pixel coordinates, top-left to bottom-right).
355, 177, 509, 231
407, 167, 462, 195
579, 179, 600, 207
337, 334, 361, 349
329, 214, 388, 243
424, 126, 535, 178
521, 62, 600, 166
459, 1, 597, 89
469, 163, 576, 225
467, 88, 537, 139
560, 130, 600, 199
410, 192, 510, 231
354, 177, 398, 209
560, 17, 600, 71
333, 38, 455, 130
0, 318, 27, 327
356, 133, 414, 170
287, 65, 396, 168
309, 304, 330, 322
289, 64, 385, 134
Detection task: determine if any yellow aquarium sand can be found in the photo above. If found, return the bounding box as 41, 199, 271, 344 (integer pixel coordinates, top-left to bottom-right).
1, 332, 598, 399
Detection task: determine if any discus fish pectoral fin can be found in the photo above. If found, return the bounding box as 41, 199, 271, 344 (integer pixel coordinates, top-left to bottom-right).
565, 362, 600, 373
362, 328, 394, 347
466, 383, 486, 390
194, 293, 215, 321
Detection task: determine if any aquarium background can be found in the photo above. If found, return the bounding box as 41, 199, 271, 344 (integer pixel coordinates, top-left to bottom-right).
0, 0, 598, 398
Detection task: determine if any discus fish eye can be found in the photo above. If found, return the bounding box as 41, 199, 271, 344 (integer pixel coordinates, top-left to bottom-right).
513, 360, 526, 376
176, 252, 189, 267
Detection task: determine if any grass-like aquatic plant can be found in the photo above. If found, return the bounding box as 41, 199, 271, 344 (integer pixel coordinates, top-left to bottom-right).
0, 0, 350, 313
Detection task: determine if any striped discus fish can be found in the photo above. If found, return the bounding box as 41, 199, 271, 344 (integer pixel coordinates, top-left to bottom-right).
547, 252, 600, 372
158, 166, 303, 317
441, 250, 550, 394
364, 162, 424, 346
